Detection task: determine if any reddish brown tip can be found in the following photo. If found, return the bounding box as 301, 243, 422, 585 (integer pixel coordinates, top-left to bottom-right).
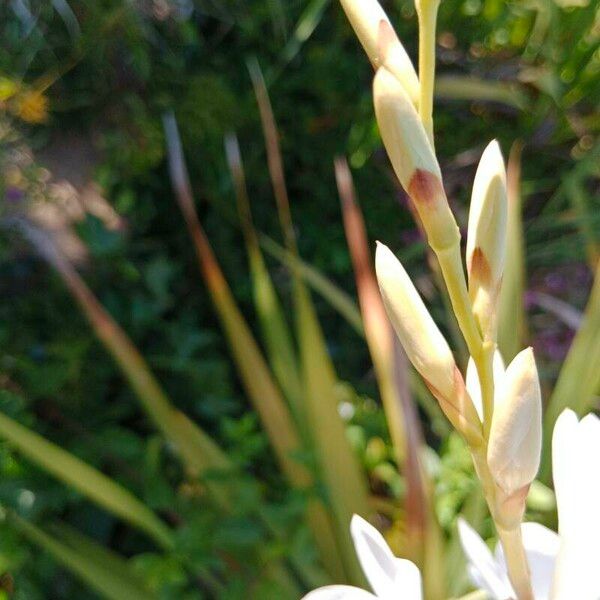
469, 246, 492, 286
408, 169, 444, 208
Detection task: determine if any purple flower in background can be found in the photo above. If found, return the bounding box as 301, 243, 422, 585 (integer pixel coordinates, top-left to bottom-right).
5, 186, 24, 204
544, 272, 568, 294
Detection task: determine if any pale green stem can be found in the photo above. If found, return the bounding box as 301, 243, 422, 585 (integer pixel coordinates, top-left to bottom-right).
435, 244, 481, 360
497, 527, 535, 600
472, 448, 534, 600
417, 0, 440, 146
476, 339, 496, 440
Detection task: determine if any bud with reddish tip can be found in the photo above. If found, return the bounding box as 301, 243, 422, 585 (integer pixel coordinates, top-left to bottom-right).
375, 242, 482, 445
466, 140, 507, 341
487, 347, 541, 526
373, 67, 460, 253
339, 0, 420, 105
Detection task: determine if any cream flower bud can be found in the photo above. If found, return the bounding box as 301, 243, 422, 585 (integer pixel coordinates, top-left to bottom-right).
488, 348, 542, 496
339, 0, 420, 105
466, 140, 507, 341
375, 242, 482, 445
373, 67, 460, 253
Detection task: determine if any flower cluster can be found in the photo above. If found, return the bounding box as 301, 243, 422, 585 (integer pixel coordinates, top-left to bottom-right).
301, 1, 598, 599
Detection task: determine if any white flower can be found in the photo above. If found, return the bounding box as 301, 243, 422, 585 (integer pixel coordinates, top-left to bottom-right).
458, 409, 600, 600
303, 515, 422, 600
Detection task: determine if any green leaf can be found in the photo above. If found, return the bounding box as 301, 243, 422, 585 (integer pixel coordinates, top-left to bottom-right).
498, 142, 527, 362
163, 113, 309, 491
5, 512, 156, 600
0, 411, 173, 550
247, 64, 370, 585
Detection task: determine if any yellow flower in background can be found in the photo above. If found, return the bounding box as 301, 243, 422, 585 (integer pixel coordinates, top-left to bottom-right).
0, 77, 20, 101
14, 89, 49, 124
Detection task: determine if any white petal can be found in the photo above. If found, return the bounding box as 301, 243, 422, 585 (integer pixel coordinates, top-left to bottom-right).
392, 559, 422, 600
457, 518, 513, 599
350, 515, 422, 600
552, 409, 579, 539
551, 411, 600, 599
302, 585, 378, 599
494, 523, 559, 600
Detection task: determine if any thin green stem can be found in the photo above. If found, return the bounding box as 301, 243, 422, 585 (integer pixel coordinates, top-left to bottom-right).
497, 527, 535, 600
417, 0, 440, 146
475, 340, 495, 439
472, 448, 534, 600
435, 244, 482, 360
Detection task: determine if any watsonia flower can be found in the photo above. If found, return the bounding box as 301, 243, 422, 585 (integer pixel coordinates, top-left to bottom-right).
303, 515, 422, 600
459, 409, 600, 600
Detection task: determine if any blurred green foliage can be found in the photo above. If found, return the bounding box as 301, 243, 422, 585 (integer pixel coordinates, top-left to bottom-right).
0, 0, 598, 597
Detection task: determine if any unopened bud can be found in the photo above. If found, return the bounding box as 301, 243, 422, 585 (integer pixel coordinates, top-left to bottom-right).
375, 242, 482, 445
466, 140, 507, 341
488, 348, 541, 496
339, 0, 419, 105
373, 67, 460, 253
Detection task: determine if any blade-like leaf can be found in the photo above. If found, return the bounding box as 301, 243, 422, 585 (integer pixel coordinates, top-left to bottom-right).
295, 285, 370, 585
248, 63, 370, 584
163, 112, 309, 491
435, 75, 529, 110
5, 512, 155, 600
260, 234, 364, 336
275, 0, 330, 77
498, 141, 527, 362
224, 133, 304, 424
335, 157, 409, 464
163, 113, 325, 590
9, 199, 311, 593
0, 411, 173, 549
12, 219, 234, 508
225, 133, 345, 581
336, 157, 446, 598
